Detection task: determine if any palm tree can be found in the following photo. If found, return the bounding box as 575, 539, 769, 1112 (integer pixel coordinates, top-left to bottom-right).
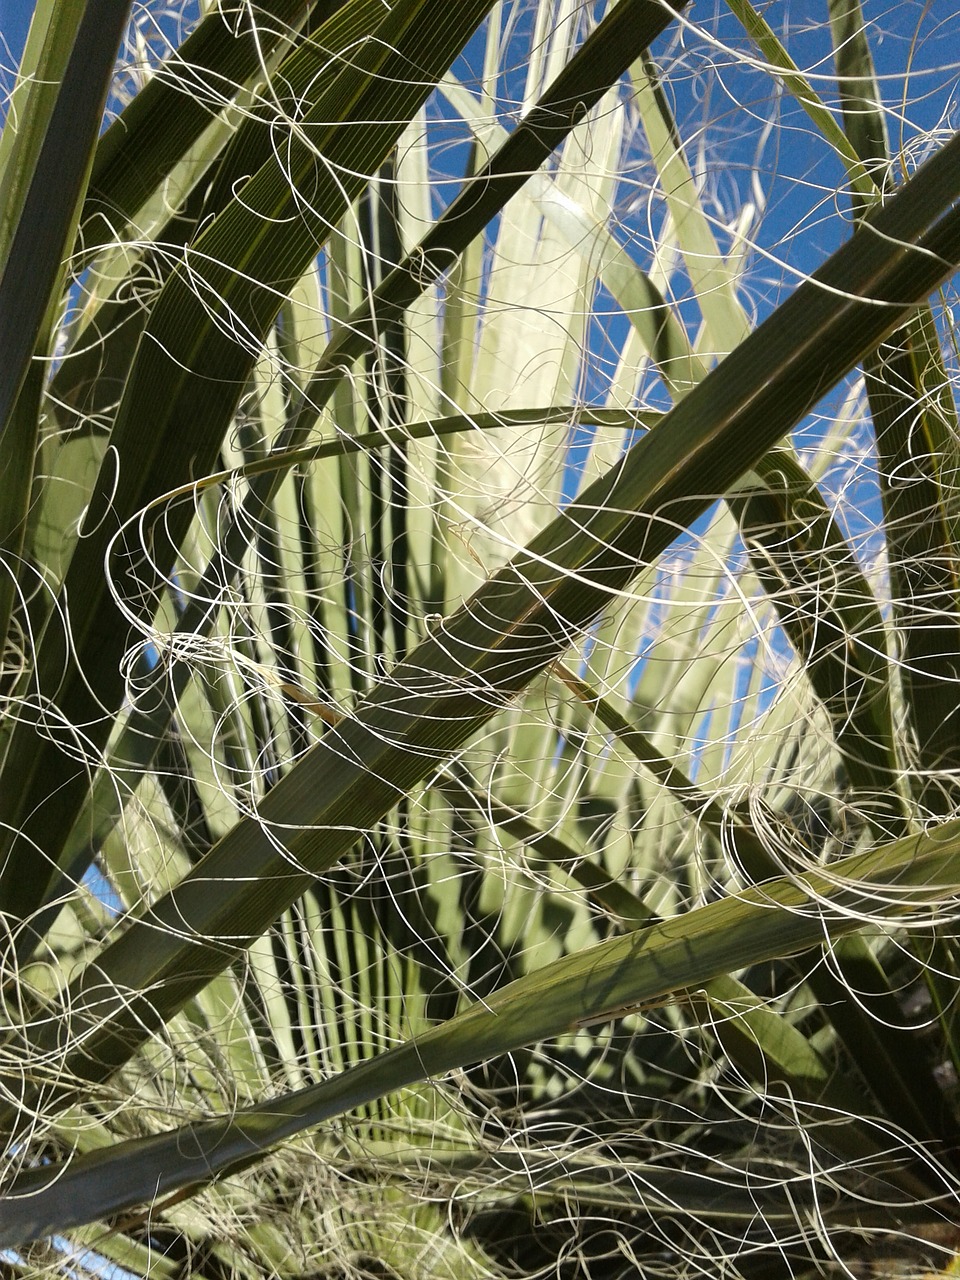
1, 0, 960, 1274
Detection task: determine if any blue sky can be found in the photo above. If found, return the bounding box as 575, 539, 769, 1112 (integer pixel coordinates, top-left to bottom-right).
0, 0, 29, 74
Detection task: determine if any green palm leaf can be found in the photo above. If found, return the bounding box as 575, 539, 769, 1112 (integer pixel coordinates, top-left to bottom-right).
0, 0, 502, 920
4, 125, 958, 1121
4, 811, 957, 1240
3, 4, 960, 1274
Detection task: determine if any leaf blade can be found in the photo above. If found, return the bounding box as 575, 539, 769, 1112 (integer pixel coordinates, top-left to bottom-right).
4, 811, 959, 1242
4, 127, 959, 1115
